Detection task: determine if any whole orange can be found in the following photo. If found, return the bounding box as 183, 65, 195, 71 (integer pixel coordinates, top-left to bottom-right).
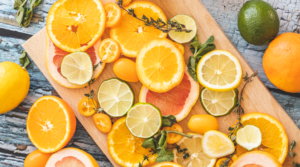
263, 32, 300, 93
24, 150, 52, 167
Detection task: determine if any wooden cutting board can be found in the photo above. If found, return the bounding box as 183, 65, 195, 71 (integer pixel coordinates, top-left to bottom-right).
23, 0, 300, 166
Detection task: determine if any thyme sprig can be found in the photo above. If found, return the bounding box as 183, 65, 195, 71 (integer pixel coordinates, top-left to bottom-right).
116, 0, 192, 33
138, 150, 156, 167
173, 144, 190, 159
288, 140, 300, 167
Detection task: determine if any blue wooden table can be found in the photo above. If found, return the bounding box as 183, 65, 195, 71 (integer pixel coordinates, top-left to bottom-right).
0, 0, 300, 166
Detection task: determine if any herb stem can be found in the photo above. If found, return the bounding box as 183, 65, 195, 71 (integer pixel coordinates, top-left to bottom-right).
166, 130, 193, 138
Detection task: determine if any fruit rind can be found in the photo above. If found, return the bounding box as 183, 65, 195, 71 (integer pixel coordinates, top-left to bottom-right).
231, 151, 282, 167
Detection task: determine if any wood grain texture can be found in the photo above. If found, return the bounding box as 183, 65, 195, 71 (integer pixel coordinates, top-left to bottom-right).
22, 0, 300, 166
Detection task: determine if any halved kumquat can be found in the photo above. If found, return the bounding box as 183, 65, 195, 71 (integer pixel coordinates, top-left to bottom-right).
78, 97, 97, 116
93, 113, 112, 133
104, 3, 122, 28
98, 38, 121, 63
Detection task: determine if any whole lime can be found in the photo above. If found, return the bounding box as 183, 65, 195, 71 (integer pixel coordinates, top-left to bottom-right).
0, 62, 30, 114
238, 0, 279, 45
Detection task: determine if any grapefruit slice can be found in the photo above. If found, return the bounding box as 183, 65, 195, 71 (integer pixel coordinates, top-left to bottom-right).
231, 151, 282, 167
45, 147, 99, 167
139, 68, 200, 121
46, 35, 106, 88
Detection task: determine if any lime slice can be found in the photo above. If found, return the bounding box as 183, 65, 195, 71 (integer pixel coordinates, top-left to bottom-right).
168, 14, 197, 43
200, 88, 238, 117
97, 78, 134, 117
126, 103, 162, 138
61, 52, 93, 85
197, 50, 243, 92
236, 125, 262, 151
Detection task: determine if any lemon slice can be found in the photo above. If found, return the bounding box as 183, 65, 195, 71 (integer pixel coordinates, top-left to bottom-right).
61, 52, 93, 85
126, 103, 162, 138
200, 88, 238, 116
168, 14, 197, 43
202, 130, 235, 158
197, 50, 242, 92
173, 133, 216, 167
236, 125, 262, 151
97, 78, 134, 117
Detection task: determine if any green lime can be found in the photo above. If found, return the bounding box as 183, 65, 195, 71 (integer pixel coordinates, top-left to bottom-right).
61, 52, 93, 85
168, 14, 197, 44
238, 0, 279, 45
200, 88, 238, 117
236, 125, 262, 151
97, 78, 134, 117
126, 103, 162, 138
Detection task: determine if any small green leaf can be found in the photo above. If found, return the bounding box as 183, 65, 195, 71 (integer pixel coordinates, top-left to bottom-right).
187, 56, 198, 82
156, 149, 174, 162
19, 50, 30, 68
16, 7, 25, 25
142, 138, 157, 149
194, 44, 215, 59
161, 115, 177, 127
14, 0, 27, 10
157, 130, 167, 150
20, 7, 33, 27
204, 35, 214, 45
30, 0, 42, 9
290, 140, 296, 151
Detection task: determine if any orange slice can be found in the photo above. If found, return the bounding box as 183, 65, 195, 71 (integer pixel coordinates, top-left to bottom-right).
174, 42, 185, 55
136, 38, 185, 93
97, 38, 121, 63
27, 96, 76, 153
46, 0, 106, 52
110, 1, 167, 57
107, 117, 157, 167
237, 112, 288, 164
104, 3, 122, 28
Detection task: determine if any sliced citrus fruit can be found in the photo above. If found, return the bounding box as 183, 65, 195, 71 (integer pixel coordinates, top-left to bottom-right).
122, 0, 132, 6
153, 162, 183, 167
140, 69, 199, 121
97, 38, 121, 63
45, 147, 99, 167
97, 78, 134, 117
202, 130, 235, 158
61, 52, 93, 85
93, 113, 112, 133
173, 133, 216, 167
126, 103, 162, 138
46, 36, 105, 89
136, 38, 185, 93
110, 1, 167, 57
27, 96, 76, 153
46, 0, 106, 52
237, 112, 288, 164
174, 42, 185, 55
104, 3, 122, 28
168, 14, 197, 43
197, 50, 242, 92
108, 117, 157, 167
231, 151, 282, 167
200, 88, 238, 116
78, 96, 97, 116
236, 125, 262, 151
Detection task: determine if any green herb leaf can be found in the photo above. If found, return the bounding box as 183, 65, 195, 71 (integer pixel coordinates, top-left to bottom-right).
30, 0, 42, 9
161, 115, 177, 127
156, 148, 174, 162
20, 7, 33, 27
14, 0, 27, 10
157, 130, 167, 150
187, 56, 198, 82
19, 50, 30, 68
290, 140, 296, 151
194, 44, 215, 59
142, 138, 157, 150
16, 7, 25, 25
205, 35, 215, 45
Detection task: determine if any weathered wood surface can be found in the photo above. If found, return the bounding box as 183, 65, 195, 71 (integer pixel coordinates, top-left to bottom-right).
0, 0, 300, 166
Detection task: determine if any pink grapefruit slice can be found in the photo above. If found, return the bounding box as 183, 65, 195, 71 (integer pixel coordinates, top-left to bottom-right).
46, 35, 105, 88
139, 68, 200, 121
45, 147, 99, 167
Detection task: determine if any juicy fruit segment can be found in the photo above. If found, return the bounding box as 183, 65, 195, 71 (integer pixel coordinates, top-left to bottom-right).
200, 88, 238, 116
126, 103, 162, 138
187, 114, 219, 134
104, 3, 122, 28
98, 38, 121, 63
197, 50, 242, 92
0, 62, 30, 114
108, 117, 157, 167
153, 162, 183, 167
236, 125, 262, 151
202, 130, 235, 158
27, 96, 76, 153
24, 150, 52, 167
136, 38, 185, 93
162, 123, 183, 144
78, 97, 97, 116
237, 112, 288, 164
231, 151, 282, 167
97, 78, 134, 117
113, 58, 139, 82
61, 52, 93, 85
46, 0, 106, 52
173, 133, 216, 167
93, 113, 112, 133
45, 147, 99, 167
139, 69, 199, 121
110, 1, 167, 57
168, 14, 197, 43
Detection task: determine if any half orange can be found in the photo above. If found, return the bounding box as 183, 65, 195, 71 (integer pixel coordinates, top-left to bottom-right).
27, 96, 76, 153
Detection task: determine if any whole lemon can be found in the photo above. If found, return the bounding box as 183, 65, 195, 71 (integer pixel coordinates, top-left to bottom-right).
188, 114, 219, 134
0, 62, 30, 114
263, 32, 300, 93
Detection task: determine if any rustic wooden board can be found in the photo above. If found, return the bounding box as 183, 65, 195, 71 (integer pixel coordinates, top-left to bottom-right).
22, 0, 300, 166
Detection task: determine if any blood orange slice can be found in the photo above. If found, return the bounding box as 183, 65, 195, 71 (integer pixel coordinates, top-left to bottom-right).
139, 68, 200, 121
46, 35, 105, 88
